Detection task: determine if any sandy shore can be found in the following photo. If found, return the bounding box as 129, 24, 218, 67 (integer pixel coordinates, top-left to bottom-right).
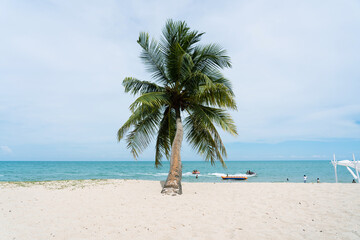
0, 180, 359, 240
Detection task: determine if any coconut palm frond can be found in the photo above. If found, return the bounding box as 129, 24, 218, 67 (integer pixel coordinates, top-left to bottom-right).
193, 43, 232, 71
117, 105, 154, 141
183, 70, 236, 110
123, 77, 164, 96
188, 104, 237, 136
126, 107, 162, 159
184, 113, 226, 167
197, 83, 237, 110
129, 92, 170, 112
179, 52, 194, 83
165, 41, 186, 86
154, 107, 176, 167
138, 32, 169, 84
202, 69, 234, 94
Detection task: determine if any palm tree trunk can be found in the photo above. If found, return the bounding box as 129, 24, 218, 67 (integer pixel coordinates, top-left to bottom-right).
161, 110, 183, 195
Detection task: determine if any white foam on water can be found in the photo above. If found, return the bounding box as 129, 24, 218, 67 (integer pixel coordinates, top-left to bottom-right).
154, 173, 168, 176
113, 171, 256, 178
208, 172, 226, 177
183, 172, 196, 176
206, 172, 257, 178
138, 172, 167, 176
233, 173, 257, 178
246, 174, 257, 178
116, 173, 130, 176
134, 173, 164, 176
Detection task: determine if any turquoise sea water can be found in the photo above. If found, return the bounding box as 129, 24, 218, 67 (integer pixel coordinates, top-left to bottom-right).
0, 161, 356, 183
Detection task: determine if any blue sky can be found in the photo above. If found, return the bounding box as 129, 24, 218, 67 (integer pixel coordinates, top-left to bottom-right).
1, 0, 360, 161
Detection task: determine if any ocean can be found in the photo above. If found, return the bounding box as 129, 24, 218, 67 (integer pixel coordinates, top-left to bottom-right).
0, 160, 356, 183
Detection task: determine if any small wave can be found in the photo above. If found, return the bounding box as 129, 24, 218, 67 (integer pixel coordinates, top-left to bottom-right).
207, 172, 257, 178
130, 172, 169, 177
154, 173, 168, 176
116, 173, 130, 176
132, 172, 167, 176
246, 174, 257, 178
183, 172, 196, 176
208, 172, 226, 177
233, 173, 257, 178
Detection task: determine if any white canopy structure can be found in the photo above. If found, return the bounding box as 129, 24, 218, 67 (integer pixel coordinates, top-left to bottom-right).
331, 154, 360, 183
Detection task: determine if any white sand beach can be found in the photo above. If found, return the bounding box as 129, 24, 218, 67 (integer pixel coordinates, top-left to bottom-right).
0, 180, 359, 240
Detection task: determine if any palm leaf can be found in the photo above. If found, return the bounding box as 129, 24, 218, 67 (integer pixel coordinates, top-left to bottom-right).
129, 92, 169, 112
184, 113, 226, 167
154, 107, 176, 167
188, 104, 237, 136
126, 107, 162, 158
123, 77, 164, 96
117, 105, 154, 141
196, 83, 237, 110
138, 32, 169, 84
193, 43, 232, 71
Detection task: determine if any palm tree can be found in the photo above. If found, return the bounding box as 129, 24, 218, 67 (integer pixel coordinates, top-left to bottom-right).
118, 19, 237, 195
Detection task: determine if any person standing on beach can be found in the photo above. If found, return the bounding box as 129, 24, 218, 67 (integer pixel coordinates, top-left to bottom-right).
317, 178, 320, 183
304, 175, 307, 183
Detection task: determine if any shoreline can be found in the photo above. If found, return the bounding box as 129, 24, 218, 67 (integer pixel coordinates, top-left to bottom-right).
0, 178, 352, 184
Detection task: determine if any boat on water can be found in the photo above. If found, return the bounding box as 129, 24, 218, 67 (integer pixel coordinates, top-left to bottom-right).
221, 175, 248, 180
246, 170, 256, 175
192, 170, 200, 174
222, 170, 257, 180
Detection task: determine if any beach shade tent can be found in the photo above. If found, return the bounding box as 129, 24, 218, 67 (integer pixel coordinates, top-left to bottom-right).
331, 154, 360, 183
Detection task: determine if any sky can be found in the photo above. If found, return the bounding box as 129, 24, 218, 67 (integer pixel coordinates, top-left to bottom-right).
1, 0, 360, 161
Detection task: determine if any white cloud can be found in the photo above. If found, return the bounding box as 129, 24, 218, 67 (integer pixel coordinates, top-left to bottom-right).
0, 0, 359, 160
0, 146, 12, 154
